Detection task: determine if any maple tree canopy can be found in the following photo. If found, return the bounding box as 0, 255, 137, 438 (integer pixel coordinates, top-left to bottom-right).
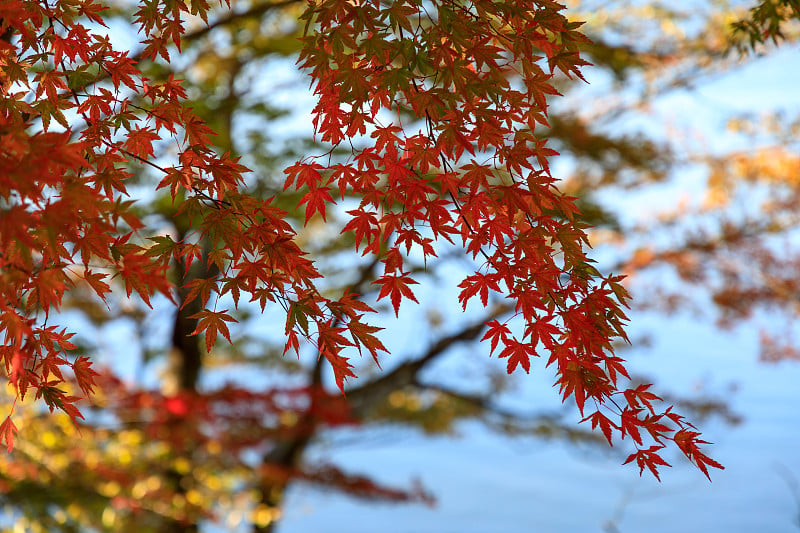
0, 0, 723, 482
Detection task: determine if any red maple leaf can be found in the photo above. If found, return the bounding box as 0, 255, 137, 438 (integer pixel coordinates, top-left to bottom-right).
481, 320, 511, 355
373, 272, 419, 317
188, 309, 238, 351
582, 410, 617, 446
623, 446, 671, 482
299, 186, 335, 223
498, 338, 536, 374
72, 356, 99, 397
673, 429, 725, 480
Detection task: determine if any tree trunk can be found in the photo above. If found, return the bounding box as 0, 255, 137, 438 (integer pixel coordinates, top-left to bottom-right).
252, 358, 324, 533
157, 233, 214, 533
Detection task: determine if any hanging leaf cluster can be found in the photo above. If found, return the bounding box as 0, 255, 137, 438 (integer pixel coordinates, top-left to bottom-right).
0, 0, 721, 480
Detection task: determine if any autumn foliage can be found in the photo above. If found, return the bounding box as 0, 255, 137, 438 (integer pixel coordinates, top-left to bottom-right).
0, 0, 722, 488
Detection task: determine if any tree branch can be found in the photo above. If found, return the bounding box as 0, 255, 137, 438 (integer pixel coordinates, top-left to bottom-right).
344, 314, 500, 419
182, 0, 303, 46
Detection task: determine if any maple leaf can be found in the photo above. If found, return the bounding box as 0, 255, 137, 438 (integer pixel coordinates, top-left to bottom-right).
72, 356, 99, 397
299, 186, 335, 224
524, 318, 560, 349
188, 309, 238, 352
35, 382, 85, 424
458, 272, 502, 309
673, 429, 725, 480
29, 268, 66, 317
317, 321, 356, 392
83, 269, 111, 301
481, 319, 511, 355
623, 446, 671, 482
125, 126, 161, 158
182, 276, 218, 309
39, 354, 67, 382
641, 413, 672, 443
183, 113, 216, 147
348, 318, 388, 365
619, 407, 645, 445
117, 246, 171, 308
0, 416, 18, 453
343, 209, 381, 253
104, 53, 140, 91
395, 229, 436, 261
373, 272, 419, 317
284, 330, 301, 357
283, 161, 325, 191
498, 338, 536, 374
582, 410, 617, 446
623, 383, 661, 415
371, 124, 403, 152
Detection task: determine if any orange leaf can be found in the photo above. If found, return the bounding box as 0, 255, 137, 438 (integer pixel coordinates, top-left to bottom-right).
0, 417, 17, 453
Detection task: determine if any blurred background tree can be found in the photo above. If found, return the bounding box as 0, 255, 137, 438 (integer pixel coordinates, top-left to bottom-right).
1, 0, 797, 531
